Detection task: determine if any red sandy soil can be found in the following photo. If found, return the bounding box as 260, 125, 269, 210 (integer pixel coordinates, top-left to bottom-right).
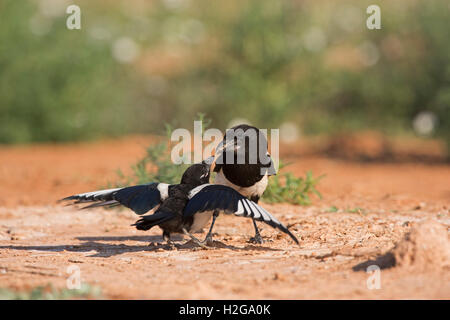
0, 135, 449, 299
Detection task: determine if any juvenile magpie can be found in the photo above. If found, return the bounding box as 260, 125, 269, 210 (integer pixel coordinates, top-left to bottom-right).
61, 158, 214, 245
213, 124, 277, 244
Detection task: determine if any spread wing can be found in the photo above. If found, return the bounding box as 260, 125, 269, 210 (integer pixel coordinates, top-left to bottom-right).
60, 183, 170, 215
184, 184, 298, 244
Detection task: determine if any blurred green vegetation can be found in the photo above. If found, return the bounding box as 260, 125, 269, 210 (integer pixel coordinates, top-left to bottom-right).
0, 0, 449, 151
263, 165, 323, 205
113, 125, 189, 187
0, 283, 102, 300
0, 0, 134, 143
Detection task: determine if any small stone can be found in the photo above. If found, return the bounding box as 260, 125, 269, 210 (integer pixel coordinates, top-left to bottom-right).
273, 273, 285, 281
413, 202, 426, 210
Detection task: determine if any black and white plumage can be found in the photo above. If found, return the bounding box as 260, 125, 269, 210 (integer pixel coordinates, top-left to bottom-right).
60, 183, 169, 214
61, 158, 213, 244
213, 124, 278, 243
184, 184, 298, 244
61, 154, 298, 246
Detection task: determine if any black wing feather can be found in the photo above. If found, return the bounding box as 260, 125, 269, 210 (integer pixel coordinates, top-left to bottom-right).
60, 183, 164, 215
114, 183, 162, 215
184, 185, 299, 244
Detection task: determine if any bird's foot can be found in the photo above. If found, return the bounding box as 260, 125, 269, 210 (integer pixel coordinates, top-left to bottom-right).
182, 228, 210, 249
203, 235, 214, 247
188, 238, 210, 250
165, 241, 178, 250
249, 234, 264, 244
148, 241, 177, 250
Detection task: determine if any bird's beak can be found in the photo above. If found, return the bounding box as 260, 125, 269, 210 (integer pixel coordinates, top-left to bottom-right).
267, 158, 277, 176
202, 155, 215, 167
215, 137, 241, 154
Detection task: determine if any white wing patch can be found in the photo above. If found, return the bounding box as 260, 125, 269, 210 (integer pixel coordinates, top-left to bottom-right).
236, 200, 245, 216
230, 199, 281, 226
75, 188, 121, 199
188, 184, 212, 199
242, 199, 251, 215
157, 183, 170, 200
260, 205, 280, 224
247, 200, 261, 219
259, 208, 270, 222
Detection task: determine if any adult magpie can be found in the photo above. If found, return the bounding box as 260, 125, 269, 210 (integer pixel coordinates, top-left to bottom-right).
61, 157, 298, 247
213, 124, 277, 244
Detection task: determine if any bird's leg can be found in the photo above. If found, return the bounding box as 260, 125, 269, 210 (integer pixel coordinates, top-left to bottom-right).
249, 219, 264, 244
249, 196, 264, 244
163, 230, 176, 250
182, 228, 209, 249
203, 210, 219, 246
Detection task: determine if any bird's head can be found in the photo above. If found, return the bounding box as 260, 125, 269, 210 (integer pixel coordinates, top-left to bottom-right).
180, 156, 213, 186
214, 124, 277, 176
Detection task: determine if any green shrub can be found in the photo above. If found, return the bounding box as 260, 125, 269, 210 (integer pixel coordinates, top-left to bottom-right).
112, 114, 210, 187
262, 163, 323, 205
114, 128, 189, 187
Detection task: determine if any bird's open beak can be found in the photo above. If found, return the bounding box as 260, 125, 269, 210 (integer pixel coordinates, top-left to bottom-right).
202, 155, 215, 167
215, 137, 241, 154
267, 158, 277, 176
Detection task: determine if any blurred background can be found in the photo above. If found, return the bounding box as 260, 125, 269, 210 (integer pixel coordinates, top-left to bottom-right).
0, 0, 449, 158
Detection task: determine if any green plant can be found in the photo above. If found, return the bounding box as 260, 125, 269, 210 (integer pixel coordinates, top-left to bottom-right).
0, 283, 102, 300
114, 126, 189, 187
262, 162, 323, 205
113, 114, 211, 187
326, 206, 339, 213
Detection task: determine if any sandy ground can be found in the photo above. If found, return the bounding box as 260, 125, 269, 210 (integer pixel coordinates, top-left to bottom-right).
0, 136, 449, 299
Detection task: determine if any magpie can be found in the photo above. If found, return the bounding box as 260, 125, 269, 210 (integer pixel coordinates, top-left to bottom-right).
61, 157, 214, 245
213, 124, 277, 244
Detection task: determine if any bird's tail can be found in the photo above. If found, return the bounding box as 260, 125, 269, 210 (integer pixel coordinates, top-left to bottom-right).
132, 210, 176, 231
